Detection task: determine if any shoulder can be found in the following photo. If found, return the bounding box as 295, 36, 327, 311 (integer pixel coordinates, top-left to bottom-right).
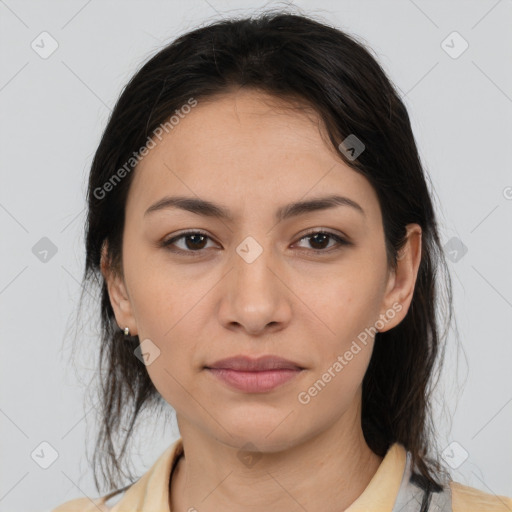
451, 480, 512, 511
51, 496, 111, 511
51, 487, 129, 512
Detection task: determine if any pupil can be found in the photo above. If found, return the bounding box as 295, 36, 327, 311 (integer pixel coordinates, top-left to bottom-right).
310, 233, 328, 249
186, 234, 206, 250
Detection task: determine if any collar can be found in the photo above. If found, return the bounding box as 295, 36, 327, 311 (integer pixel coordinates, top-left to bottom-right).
108, 438, 407, 511
346, 442, 407, 511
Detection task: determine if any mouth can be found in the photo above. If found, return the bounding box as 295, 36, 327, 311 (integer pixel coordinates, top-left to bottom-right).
205, 367, 304, 393
204, 355, 305, 393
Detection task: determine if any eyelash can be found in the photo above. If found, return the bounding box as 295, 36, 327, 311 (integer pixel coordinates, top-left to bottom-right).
160, 229, 351, 256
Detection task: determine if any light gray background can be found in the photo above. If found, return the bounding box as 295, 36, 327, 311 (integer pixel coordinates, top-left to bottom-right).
1, 1, 511, 510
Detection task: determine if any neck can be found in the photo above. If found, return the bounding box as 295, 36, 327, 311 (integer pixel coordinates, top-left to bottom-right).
170, 405, 384, 512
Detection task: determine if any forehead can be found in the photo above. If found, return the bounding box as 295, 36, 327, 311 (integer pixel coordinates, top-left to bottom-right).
126, 89, 380, 224
164, 89, 335, 162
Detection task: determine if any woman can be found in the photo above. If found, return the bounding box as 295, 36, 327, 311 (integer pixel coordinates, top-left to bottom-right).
52, 10, 511, 512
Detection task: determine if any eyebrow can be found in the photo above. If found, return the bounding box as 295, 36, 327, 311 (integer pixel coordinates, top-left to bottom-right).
144, 194, 366, 222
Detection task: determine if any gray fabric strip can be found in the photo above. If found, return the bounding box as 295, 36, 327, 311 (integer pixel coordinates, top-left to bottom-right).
392, 451, 453, 512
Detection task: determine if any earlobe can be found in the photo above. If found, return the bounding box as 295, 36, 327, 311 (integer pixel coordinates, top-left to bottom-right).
378, 224, 422, 332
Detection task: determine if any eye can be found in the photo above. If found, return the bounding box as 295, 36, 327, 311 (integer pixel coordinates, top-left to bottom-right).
160, 230, 218, 255
293, 229, 351, 253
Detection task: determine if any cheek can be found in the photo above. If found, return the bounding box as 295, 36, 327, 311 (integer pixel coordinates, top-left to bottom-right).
296, 264, 384, 347
140, 325, 201, 415
294, 337, 373, 430
123, 248, 190, 336
296, 279, 378, 413
123, 268, 206, 400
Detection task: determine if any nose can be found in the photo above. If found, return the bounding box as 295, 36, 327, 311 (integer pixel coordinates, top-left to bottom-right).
217, 237, 292, 336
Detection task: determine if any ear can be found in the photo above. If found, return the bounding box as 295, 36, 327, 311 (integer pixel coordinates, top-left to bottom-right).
100, 241, 138, 336
377, 223, 422, 333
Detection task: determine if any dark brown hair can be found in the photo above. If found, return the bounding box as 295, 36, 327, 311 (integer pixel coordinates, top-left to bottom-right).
76, 8, 456, 494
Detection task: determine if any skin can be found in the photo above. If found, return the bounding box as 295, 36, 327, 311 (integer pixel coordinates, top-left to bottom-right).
101, 88, 422, 512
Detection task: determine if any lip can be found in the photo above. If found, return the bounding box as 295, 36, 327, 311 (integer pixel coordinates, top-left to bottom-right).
204, 355, 305, 393
205, 355, 304, 371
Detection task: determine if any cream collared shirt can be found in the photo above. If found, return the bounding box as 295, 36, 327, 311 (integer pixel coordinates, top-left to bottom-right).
52, 438, 512, 511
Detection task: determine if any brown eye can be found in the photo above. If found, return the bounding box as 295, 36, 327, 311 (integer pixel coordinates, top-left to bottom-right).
161, 231, 216, 255
295, 230, 350, 253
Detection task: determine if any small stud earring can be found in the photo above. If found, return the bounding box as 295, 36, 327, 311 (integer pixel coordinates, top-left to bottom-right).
123, 326, 130, 336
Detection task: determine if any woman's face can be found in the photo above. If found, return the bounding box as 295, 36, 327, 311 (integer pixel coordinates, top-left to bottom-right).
103, 88, 421, 450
